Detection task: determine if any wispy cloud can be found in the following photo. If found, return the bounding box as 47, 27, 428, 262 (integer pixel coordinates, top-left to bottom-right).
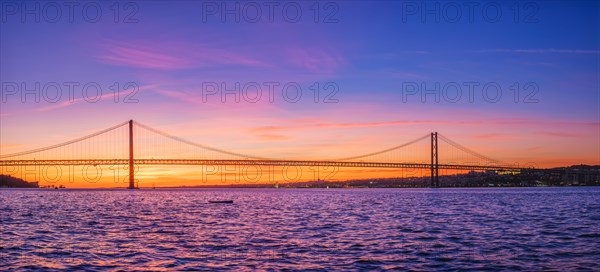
250, 118, 600, 134
100, 45, 194, 69
251, 120, 437, 134
535, 131, 581, 137
254, 134, 290, 141
381, 70, 428, 79
404, 50, 430, 54
0, 143, 27, 149
150, 87, 283, 114
470, 133, 514, 140
36, 85, 152, 112
478, 49, 600, 54
98, 40, 267, 70
285, 47, 346, 74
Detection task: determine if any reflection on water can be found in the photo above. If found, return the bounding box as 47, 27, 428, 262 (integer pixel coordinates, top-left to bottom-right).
1, 187, 599, 270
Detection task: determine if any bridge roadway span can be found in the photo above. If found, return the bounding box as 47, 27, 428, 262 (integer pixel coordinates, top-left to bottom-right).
0, 159, 524, 171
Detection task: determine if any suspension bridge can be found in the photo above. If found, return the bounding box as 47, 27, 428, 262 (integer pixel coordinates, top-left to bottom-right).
0, 120, 528, 188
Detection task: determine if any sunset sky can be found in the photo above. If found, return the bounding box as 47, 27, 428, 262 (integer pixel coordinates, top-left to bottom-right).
1, 1, 599, 187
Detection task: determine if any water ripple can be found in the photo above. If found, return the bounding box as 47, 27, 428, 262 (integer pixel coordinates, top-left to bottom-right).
0, 187, 599, 270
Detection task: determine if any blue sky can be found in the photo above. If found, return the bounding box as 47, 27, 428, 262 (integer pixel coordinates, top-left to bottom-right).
1, 0, 599, 169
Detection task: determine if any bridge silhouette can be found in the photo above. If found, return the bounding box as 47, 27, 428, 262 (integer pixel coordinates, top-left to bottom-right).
0, 120, 528, 188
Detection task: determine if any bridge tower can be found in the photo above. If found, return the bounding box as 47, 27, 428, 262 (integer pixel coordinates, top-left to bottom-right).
128, 120, 136, 189
431, 132, 439, 187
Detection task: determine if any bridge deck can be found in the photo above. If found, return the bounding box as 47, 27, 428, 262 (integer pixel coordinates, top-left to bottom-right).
0, 159, 525, 171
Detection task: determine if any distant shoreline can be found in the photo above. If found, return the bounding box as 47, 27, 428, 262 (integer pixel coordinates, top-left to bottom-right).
3, 185, 600, 190
2, 165, 598, 189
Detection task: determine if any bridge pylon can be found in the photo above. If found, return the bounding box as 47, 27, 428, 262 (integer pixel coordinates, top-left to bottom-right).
128, 120, 136, 189
431, 132, 439, 187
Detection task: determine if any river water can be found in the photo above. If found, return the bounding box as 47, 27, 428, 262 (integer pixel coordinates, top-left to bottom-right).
1, 187, 599, 271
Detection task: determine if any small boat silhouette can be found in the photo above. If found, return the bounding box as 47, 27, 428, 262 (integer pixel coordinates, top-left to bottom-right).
208, 200, 234, 204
